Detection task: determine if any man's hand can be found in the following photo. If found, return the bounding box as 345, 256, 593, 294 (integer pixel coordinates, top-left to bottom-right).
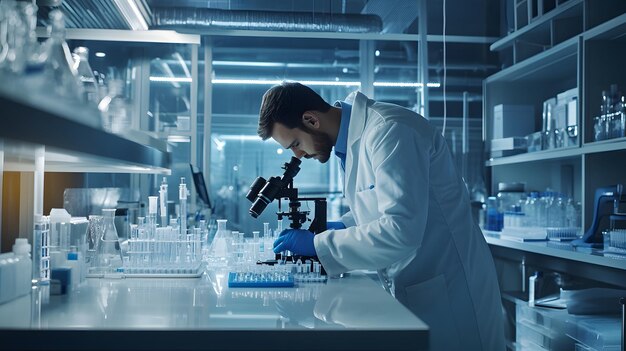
326, 221, 346, 230
273, 229, 316, 256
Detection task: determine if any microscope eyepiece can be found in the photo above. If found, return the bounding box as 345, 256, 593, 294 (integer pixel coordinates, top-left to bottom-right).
246, 157, 302, 217
246, 177, 267, 203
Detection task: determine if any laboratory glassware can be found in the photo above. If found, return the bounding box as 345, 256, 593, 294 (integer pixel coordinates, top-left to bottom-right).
159, 177, 168, 227
179, 178, 188, 235
98, 79, 130, 133
72, 46, 99, 104
208, 219, 229, 266
95, 209, 123, 274
42, 9, 83, 101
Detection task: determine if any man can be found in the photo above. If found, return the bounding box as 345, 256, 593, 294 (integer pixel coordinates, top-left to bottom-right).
258, 82, 504, 350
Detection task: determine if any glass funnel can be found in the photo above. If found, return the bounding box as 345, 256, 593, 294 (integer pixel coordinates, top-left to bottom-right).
95, 209, 123, 274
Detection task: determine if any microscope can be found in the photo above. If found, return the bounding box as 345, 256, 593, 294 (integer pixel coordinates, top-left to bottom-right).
573, 184, 626, 247
246, 156, 327, 262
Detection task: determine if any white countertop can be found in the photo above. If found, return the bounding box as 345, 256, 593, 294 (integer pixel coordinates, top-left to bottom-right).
0, 270, 428, 351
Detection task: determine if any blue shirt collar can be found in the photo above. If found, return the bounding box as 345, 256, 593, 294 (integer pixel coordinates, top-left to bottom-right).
334, 101, 351, 160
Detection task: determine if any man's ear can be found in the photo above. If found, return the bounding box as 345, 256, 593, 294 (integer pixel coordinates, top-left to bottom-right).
302, 111, 320, 129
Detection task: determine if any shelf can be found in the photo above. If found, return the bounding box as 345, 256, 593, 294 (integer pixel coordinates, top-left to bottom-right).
491, 0, 583, 51
583, 12, 626, 41
582, 138, 626, 155
485, 36, 578, 83
0, 84, 171, 174
487, 138, 626, 166
486, 146, 581, 166
484, 234, 626, 271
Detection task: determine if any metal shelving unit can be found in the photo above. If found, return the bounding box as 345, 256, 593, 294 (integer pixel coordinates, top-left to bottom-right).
482, 8, 626, 344
0, 85, 171, 174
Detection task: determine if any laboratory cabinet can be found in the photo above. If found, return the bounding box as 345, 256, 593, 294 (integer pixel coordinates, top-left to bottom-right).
484, 3, 626, 350
0, 271, 428, 351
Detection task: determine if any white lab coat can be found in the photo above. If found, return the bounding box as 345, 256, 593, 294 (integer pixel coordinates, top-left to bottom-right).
314, 91, 505, 351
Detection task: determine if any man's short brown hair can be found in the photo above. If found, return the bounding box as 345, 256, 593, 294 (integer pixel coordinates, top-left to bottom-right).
257, 82, 331, 140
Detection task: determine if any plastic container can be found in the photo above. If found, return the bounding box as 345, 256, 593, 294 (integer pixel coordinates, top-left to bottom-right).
0, 239, 33, 305
517, 319, 573, 350
49, 208, 71, 267
574, 317, 621, 351
497, 182, 526, 213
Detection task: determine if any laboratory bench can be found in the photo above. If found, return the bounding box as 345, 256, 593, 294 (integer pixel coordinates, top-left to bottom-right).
0, 270, 428, 351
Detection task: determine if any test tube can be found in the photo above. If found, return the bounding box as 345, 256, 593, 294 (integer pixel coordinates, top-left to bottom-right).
159, 177, 168, 227
276, 219, 283, 238
179, 177, 187, 236
137, 217, 145, 269
148, 196, 158, 268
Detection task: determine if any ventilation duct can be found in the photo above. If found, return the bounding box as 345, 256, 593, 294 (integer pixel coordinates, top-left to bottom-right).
151, 7, 382, 33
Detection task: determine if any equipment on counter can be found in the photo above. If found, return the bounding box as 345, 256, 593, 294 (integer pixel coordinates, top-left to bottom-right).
245, 157, 327, 265
573, 184, 626, 247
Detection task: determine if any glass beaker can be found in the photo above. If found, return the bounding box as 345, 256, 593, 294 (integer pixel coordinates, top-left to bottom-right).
95, 209, 123, 274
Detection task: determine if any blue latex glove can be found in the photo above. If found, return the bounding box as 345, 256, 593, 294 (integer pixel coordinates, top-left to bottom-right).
326, 221, 346, 230
273, 229, 316, 256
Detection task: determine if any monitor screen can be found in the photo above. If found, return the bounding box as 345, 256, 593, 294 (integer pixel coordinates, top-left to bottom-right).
189, 164, 212, 209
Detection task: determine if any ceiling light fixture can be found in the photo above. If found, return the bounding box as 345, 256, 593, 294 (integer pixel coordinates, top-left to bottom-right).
113, 0, 148, 31
150, 76, 192, 83
167, 135, 191, 143
149, 77, 440, 88
94, 52, 106, 58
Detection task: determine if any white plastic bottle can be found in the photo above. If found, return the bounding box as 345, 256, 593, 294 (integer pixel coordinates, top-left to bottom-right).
13, 238, 32, 298
66, 246, 81, 289
0, 253, 16, 304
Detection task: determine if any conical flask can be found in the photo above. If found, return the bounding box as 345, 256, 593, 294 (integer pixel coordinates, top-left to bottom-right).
208, 219, 229, 266
96, 208, 123, 273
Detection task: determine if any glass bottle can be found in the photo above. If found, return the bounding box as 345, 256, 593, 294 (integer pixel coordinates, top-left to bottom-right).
96, 209, 123, 274
98, 79, 130, 133
0, 0, 27, 75
42, 9, 83, 101
72, 46, 99, 104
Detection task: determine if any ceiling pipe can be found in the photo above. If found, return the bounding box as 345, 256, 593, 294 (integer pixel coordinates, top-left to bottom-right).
151, 7, 382, 33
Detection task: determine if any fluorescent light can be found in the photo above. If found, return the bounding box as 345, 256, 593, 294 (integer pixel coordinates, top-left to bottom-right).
149, 77, 440, 88
213, 60, 285, 68
113, 0, 148, 31
95, 52, 106, 58
167, 135, 190, 143
150, 76, 192, 83
218, 135, 264, 141
374, 82, 441, 88
211, 79, 360, 87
